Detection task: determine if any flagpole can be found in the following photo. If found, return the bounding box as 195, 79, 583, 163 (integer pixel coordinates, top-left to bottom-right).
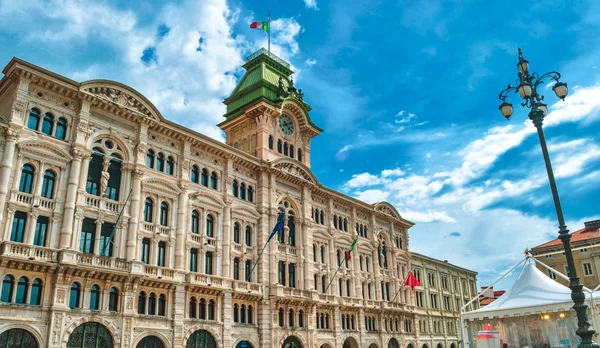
324, 236, 358, 294
390, 272, 412, 303
101, 188, 132, 256
324, 259, 344, 294
247, 209, 286, 282
267, 10, 271, 55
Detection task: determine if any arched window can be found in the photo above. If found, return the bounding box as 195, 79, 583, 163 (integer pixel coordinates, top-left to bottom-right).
320, 211, 324, 225
233, 223, 240, 243
322, 275, 327, 293
148, 293, 157, 315
67, 322, 113, 348
339, 216, 343, 230
284, 142, 289, 156
321, 246, 326, 264
69, 282, 81, 309
159, 202, 169, 226
298, 149, 303, 162
248, 186, 254, 202
166, 156, 175, 175
200, 168, 208, 187
347, 279, 351, 297
138, 291, 147, 314
210, 172, 217, 189
278, 308, 284, 327
191, 210, 200, 234
233, 303, 239, 322
245, 226, 252, 246
0, 329, 38, 347
40, 170, 56, 199
339, 279, 343, 296
144, 198, 153, 223
19, 164, 34, 193
289, 309, 295, 327
208, 299, 215, 320
41, 112, 54, 135
109, 287, 119, 311
1, 275, 14, 303
240, 304, 246, 323
245, 260, 251, 281
337, 250, 342, 265
364, 226, 368, 238
156, 153, 165, 172
333, 215, 338, 229
366, 257, 370, 272
199, 299, 206, 319
344, 219, 348, 232
277, 139, 282, 153
288, 213, 296, 246
27, 108, 40, 130
289, 145, 294, 158
146, 149, 155, 168
206, 214, 214, 237
191, 165, 199, 184
313, 244, 317, 262
232, 180, 239, 197
55, 117, 68, 140
30, 278, 42, 306
186, 330, 216, 348
89, 284, 100, 310
298, 310, 304, 327
240, 183, 246, 200
268, 135, 274, 150
158, 294, 166, 316
136, 336, 165, 348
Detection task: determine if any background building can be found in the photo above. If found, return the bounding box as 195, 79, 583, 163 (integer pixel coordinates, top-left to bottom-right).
477, 287, 505, 308
0, 51, 477, 348
530, 220, 600, 289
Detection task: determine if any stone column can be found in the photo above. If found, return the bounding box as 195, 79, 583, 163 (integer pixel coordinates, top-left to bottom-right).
59, 147, 86, 249
150, 239, 158, 266
0, 129, 19, 224
25, 212, 38, 245
222, 291, 233, 348
93, 220, 102, 255
126, 169, 143, 261
222, 201, 231, 278
328, 238, 336, 295
175, 187, 188, 269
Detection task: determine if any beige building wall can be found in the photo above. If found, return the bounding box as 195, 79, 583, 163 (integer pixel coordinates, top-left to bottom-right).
0, 56, 478, 348
530, 244, 600, 289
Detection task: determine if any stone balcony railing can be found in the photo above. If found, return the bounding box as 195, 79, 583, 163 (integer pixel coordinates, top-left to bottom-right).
231, 280, 262, 295
77, 253, 129, 272
277, 244, 297, 256
187, 233, 217, 247
0, 242, 57, 262
187, 273, 230, 289
82, 192, 122, 214
11, 191, 57, 210
339, 297, 362, 307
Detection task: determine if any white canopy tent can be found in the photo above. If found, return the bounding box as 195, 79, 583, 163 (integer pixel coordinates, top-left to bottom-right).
461, 258, 600, 348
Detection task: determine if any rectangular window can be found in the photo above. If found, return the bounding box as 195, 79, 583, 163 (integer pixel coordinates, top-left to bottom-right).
548, 269, 557, 280
190, 248, 198, 272
584, 262, 593, 276
233, 258, 239, 280
79, 218, 96, 254
288, 263, 296, 288
157, 241, 166, 267
141, 238, 150, 264
245, 260, 251, 281
278, 261, 286, 286
86, 154, 103, 196
33, 216, 49, 246
205, 251, 213, 274
430, 294, 437, 309
428, 273, 435, 287
10, 211, 27, 243
99, 222, 115, 257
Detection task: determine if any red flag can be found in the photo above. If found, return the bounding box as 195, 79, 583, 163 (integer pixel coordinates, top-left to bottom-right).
345, 250, 351, 261
404, 272, 420, 290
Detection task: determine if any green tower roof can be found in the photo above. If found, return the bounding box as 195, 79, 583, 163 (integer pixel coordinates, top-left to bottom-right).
223, 49, 318, 129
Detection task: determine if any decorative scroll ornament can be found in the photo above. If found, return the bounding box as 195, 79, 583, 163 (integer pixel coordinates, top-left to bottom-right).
278, 76, 304, 102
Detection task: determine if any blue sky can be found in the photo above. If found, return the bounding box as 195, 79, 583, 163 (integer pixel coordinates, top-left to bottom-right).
1, 0, 599, 290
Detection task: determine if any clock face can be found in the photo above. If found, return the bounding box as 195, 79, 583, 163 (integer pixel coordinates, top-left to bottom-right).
279, 114, 295, 135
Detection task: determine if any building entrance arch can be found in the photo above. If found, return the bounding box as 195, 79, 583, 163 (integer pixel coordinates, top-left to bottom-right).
136, 335, 165, 348
282, 336, 302, 348
236, 341, 253, 348
67, 322, 113, 347
0, 328, 39, 347
389, 338, 400, 348
343, 337, 360, 348
186, 329, 216, 348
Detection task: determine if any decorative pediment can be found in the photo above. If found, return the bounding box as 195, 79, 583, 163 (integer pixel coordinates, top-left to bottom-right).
374, 202, 401, 220
142, 178, 181, 197
272, 158, 318, 184
81, 81, 162, 122
18, 140, 73, 165
231, 204, 260, 221
189, 190, 225, 209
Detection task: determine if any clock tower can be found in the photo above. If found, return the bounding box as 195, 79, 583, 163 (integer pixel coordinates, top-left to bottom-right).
218, 49, 322, 168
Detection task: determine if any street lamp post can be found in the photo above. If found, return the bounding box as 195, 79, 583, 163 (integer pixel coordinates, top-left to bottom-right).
498, 49, 598, 348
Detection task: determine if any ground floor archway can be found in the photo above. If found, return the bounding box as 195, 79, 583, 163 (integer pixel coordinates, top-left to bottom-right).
437, 344, 444, 348
282, 336, 302, 348
369, 344, 379, 348
136, 335, 165, 348
0, 328, 39, 348
389, 338, 400, 348
186, 329, 217, 348
67, 322, 113, 348
408, 344, 414, 348
343, 337, 360, 348
450, 344, 456, 348
236, 341, 253, 348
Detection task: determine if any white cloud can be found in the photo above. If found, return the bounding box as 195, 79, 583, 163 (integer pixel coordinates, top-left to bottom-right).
401, 209, 456, 223
381, 168, 404, 178
303, 0, 318, 10
343, 173, 381, 190
335, 145, 353, 162
354, 189, 389, 203
395, 110, 416, 124
305, 58, 317, 66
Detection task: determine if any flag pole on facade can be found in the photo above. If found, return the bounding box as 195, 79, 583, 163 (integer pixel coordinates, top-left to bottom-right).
249, 11, 271, 55
101, 188, 133, 256
247, 209, 286, 282
268, 10, 271, 54
391, 271, 421, 303
324, 236, 358, 294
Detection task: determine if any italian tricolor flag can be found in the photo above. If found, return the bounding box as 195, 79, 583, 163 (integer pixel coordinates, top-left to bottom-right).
250, 21, 269, 32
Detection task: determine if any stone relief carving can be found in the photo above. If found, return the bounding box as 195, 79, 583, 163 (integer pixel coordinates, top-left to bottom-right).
148, 132, 182, 151
51, 313, 63, 345
84, 86, 157, 121
375, 204, 400, 219
274, 162, 315, 183
30, 86, 78, 111
56, 289, 65, 303
12, 99, 27, 113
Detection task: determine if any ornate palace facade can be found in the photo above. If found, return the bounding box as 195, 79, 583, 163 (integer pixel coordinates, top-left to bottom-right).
0, 50, 477, 348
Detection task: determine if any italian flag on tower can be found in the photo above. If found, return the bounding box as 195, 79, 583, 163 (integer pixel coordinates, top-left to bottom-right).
250, 11, 272, 53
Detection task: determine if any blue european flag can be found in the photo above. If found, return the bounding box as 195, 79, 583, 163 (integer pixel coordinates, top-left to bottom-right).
267, 212, 285, 243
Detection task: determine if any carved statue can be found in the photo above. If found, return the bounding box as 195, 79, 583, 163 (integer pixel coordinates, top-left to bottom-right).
100, 163, 110, 197
297, 89, 304, 101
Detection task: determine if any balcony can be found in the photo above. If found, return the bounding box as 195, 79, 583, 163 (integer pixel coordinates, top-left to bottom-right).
339, 297, 362, 307
232, 280, 262, 295
316, 293, 336, 304
76, 253, 129, 272
10, 191, 56, 210
277, 244, 297, 256
143, 265, 178, 281
187, 273, 230, 289
82, 192, 122, 214
363, 299, 380, 308
0, 242, 57, 262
